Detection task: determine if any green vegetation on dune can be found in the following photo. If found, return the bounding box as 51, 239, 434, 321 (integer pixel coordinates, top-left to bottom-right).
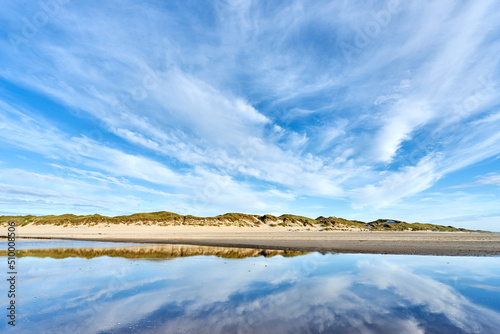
363, 219, 474, 232
115, 211, 184, 222
215, 213, 257, 222
0, 211, 184, 227
317, 216, 366, 229
0, 211, 480, 232
279, 214, 317, 226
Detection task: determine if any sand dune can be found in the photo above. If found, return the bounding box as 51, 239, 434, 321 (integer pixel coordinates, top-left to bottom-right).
10, 223, 500, 256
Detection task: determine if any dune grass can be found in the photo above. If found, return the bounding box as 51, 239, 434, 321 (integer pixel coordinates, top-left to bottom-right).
0, 211, 479, 232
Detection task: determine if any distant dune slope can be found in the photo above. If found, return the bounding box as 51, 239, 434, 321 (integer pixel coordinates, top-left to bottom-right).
0, 211, 480, 232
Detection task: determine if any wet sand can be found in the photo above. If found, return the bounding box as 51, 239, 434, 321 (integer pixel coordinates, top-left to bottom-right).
14, 224, 500, 256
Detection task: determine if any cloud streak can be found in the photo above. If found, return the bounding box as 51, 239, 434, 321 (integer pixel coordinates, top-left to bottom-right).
11, 253, 500, 333
0, 0, 499, 228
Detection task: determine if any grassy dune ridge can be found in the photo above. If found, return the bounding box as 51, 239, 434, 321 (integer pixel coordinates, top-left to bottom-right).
0, 211, 478, 232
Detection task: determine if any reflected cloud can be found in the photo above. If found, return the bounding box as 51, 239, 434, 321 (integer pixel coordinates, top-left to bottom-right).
1, 253, 500, 334
355, 261, 498, 333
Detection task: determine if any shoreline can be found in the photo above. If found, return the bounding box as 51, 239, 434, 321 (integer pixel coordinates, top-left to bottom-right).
11, 224, 500, 256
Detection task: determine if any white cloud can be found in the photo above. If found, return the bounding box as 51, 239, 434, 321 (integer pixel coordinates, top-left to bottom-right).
351, 156, 441, 209
17, 254, 500, 333
373, 99, 432, 163
0, 0, 499, 222
449, 173, 500, 189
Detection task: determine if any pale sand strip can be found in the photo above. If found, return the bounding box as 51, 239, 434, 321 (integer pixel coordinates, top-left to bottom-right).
13, 224, 500, 256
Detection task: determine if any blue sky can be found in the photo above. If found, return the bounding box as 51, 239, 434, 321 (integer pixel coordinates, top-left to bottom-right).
1, 0, 500, 231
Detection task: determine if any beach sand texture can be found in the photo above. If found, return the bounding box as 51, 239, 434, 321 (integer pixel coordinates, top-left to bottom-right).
12, 223, 500, 256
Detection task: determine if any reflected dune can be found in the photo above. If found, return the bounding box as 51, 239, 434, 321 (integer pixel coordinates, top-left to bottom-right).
0, 244, 309, 259
2, 243, 500, 334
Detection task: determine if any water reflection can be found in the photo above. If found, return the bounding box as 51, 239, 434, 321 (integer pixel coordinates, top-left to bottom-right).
0, 244, 308, 259
1, 244, 499, 334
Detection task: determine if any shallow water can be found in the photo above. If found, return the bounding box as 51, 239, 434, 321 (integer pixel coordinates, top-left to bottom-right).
1, 241, 500, 334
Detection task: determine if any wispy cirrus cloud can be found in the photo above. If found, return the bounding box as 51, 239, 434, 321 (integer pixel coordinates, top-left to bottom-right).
0, 0, 499, 229
16, 254, 500, 333
449, 173, 500, 189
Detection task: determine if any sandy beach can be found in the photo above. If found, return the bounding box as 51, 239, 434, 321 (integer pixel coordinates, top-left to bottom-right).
12, 223, 500, 256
